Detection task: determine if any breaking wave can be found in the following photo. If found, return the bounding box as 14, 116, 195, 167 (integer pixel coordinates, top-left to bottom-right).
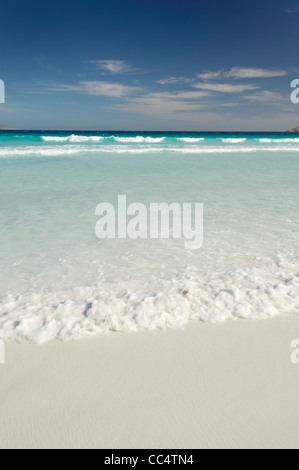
42, 135, 105, 142
112, 136, 165, 143
221, 138, 247, 143
177, 137, 205, 142
1, 143, 299, 157
258, 138, 299, 143
1, 260, 298, 343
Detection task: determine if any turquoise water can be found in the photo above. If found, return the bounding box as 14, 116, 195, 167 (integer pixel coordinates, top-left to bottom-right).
0, 131, 299, 342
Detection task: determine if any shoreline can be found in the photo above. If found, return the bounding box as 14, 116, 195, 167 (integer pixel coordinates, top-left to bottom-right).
1, 314, 299, 449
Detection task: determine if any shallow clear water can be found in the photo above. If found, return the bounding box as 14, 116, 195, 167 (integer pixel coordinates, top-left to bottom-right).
0, 131, 298, 343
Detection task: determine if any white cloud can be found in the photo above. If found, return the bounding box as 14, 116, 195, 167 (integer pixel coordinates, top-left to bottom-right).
193, 82, 259, 93
87, 60, 134, 73
197, 70, 225, 80
160, 67, 287, 86
79, 81, 139, 97
217, 102, 241, 107
228, 67, 287, 79
156, 76, 193, 85
46, 81, 140, 98
154, 90, 212, 100
197, 67, 287, 80
242, 90, 286, 103
111, 90, 213, 119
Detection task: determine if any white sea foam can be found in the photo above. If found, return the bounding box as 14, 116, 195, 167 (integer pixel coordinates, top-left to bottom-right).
221, 138, 247, 143
0, 261, 298, 343
42, 135, 166, 144
1, 144, 299, 158
177, 138, 205, 142
258, 138, 299, 143
165, 146, 299, 154
0, 145, 89, 157
42, 135, 105, 142
42, 136, 70, 142
112, 136, 165, 143
69, 135, 105, 142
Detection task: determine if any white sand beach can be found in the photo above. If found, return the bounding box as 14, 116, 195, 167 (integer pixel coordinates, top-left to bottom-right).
1, 314, 299, 449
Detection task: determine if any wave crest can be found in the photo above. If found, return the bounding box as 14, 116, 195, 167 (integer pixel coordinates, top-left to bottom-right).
42, 135, 105, 142
177, 138, 205, 143
112, 136, 165, 143
258, 138, 299, 143
221, 138, 247, 143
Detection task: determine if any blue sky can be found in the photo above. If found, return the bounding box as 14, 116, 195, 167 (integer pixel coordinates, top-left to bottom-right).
0, 0, 299, 130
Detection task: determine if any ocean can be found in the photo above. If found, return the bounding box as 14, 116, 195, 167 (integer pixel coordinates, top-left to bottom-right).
0, 131, 298, 343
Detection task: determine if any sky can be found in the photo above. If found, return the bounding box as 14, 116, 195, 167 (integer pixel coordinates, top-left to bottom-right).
0, 0, 299, 131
